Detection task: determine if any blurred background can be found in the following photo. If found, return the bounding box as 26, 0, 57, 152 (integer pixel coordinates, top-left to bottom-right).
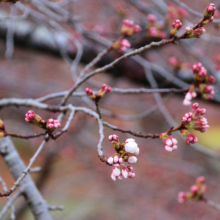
0, 0, 220, 219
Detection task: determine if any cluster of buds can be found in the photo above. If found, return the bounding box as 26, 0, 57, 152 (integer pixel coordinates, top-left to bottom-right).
170, 19, 182, 38
180, 103, 209, 145
0, 119, 6, 138
178, 176, 207, 203
46, 119, 61, 132
159, 133, 178, 152
85, 84, 111, 101
183, 62, 215, 105
25, 110, 61, 131
184, 4, 216, 39
121, 19, 142, 36
204, 3, 216, 20
168, 56, 190, 70
107, 135, 139, 181
146, 14, 166, 39
167, 3, 188, 24
185, 27, 206, 38
112, 38, 131, 52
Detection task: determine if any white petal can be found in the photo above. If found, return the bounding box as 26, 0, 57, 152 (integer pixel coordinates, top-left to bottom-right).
128, 156, 137, 164
165, 146, 173, 152
122, 169, 128, 178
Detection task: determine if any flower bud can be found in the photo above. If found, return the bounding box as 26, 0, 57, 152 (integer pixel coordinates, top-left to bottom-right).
128, 156, 137, 164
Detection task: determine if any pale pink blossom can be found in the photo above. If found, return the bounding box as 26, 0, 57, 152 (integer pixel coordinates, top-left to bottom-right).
164, 136, 178, 152
128, 156, 137, 164
125, 141, 139, 154
107, 157, 114, 164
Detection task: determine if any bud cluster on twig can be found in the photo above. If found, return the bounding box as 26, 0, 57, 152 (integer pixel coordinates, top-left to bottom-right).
107, 135, 139, 181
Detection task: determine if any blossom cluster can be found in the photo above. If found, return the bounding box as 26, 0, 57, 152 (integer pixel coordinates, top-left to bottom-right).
85, 84, 111, 101
46, 119, 61, 131
25, 110, 61, 131
159, 133, 178, 152
180, 103, 209, 145
121, 19, 142, 36
112, 19, 141, 52
184, 4, 216, 39
178, 176, 207, 203
107, 135, 139, 181
112, 39, 131, 52
170, 19, 182, 38
183, 62, 215, 105
146, 14, 166, 39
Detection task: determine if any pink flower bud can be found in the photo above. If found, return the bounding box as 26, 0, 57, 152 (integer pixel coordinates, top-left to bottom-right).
169, 56, 179, 67
192, 27, 206, 38
186, 133, 198, 145
149, 27, 158, 37
133, 25, 142, 33
208, 76, 215, 83
25, 110, 36, 123
108, 134, 119, 142
114, 155, 119, 163
190, 185, 199, 193
178, 192, 188, 203
119, 157, 123, 164
164, 136, 178, 152
147, 14, 157, 23
204, 3, 216, 19
128, 171, 135, 179
196, 176, 205, 184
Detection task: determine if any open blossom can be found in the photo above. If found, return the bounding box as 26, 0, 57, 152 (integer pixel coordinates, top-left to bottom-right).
163, 136, 178, 152
112, 39, 131, 51
121, 19, 141, 36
